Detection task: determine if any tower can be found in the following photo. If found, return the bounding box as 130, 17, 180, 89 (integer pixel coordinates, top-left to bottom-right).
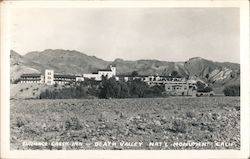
110, 65, 116, 76
45, 69, 54, 85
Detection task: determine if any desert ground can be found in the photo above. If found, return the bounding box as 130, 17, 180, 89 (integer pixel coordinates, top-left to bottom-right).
10, 97, 240, 150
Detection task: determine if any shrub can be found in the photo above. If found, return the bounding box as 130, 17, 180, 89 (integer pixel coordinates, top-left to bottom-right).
223, 85, 240, 96
40, 77, 165, 99
64, 117, 82, 131
12, 79, 20, 84
99, 77, 120, 99
40, 85, 87, 99
128, 79, 148, 98
172, 120, 188, 133
196, 81, 212, 92
16, 117, 27, 127
131, 71, 139, 77
186, 111, 196, 118
144, 85, 165, 97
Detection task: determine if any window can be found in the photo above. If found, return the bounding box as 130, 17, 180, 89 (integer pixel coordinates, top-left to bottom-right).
48, 72, 51, 75
48, 77, 51, 79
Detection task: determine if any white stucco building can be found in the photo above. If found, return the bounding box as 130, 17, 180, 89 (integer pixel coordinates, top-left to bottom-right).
83, 65, 116, 81
45, 69, 54, 85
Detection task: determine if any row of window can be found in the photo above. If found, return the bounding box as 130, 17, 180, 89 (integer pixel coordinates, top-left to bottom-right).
166, 86, 187, 90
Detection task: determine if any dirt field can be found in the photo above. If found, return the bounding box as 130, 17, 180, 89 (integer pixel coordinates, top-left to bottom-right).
10, 97, 240, 150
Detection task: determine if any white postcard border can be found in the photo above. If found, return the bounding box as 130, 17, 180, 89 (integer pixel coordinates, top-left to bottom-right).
1, 1, 249, 159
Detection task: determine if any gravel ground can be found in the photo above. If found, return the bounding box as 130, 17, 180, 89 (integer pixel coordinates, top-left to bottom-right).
10, 97, 240, 150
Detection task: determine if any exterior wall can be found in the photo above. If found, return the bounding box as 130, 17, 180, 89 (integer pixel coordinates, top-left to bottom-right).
124, 77, 129, 82
110, 66, 116, 76
20, 79, 42, 84
165, 82, 189, 96
83, 66, 116, 81
83, 74, 102, 81
40, 75, 44, 83
98, 71, 113, 78
45, 70, 54, 85
76, 77, 84, 82
115, 77, 119, 81
54, 75, 77, 84
19, 75, 42, 84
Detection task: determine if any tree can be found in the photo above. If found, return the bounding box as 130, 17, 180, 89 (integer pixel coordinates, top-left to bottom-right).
171, 70, 180, 78
223, 85, 240, 96
205, 74, 209, 79
128, 79, 148, 98
196, 81, 206, 92
196, 81, 212, 92
99, 77, 120, 99
131, 71, 139, 77
117, 80, 130, 98
145, 85, 165, 97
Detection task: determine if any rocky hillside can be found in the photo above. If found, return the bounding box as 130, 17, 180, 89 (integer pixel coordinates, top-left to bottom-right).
10, 49, 240, 93
111, 57, 240, 93
24, 49, 109, 75
10, 50, 42, 80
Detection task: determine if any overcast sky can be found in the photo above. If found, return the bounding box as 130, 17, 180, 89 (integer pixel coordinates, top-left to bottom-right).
10, 8, 239, 63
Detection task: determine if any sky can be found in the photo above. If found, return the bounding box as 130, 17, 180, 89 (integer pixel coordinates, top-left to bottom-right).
10, 8, 240, 63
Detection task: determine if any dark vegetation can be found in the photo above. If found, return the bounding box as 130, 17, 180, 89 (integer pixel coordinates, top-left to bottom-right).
223, 85, 240, 96
40, 77, 166, 99
196, 81, 213, 92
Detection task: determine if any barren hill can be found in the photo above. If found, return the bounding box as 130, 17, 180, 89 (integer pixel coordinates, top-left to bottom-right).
24, 49, 109, 75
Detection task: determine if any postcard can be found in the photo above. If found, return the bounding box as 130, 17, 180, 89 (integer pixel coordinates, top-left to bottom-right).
1, 1, 249, 159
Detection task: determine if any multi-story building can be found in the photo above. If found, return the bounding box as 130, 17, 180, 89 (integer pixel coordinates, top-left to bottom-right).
164, 81, 196, 96
83, 65, 116, 81
18, 69, 84, 85
19, 74, 44, 83
17, 67, 206, 96
45, 69, 54, 85
53, 74, 83, 85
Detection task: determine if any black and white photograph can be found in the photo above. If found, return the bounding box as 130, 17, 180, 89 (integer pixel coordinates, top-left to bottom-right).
1, 1, 249, 159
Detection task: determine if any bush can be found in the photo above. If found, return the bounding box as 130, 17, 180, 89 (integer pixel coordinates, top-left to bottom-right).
196, 81, 212, 92
172, 120, 188, 133
16, 118, 26, 127
128, 79, 148, 98
40, 86, 87, 99
186, 111, 196, 118
64, 117, 82, 130
40, 77, 165, 99
12, 79, 20, 84
146, 85, 165, 97
223, 85, 240, 96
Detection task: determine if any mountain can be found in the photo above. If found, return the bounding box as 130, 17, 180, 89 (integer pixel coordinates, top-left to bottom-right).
23, 49, 109, 75
10, 50, 42, 80
10, 49, 240, 94
111, 57, 240, 93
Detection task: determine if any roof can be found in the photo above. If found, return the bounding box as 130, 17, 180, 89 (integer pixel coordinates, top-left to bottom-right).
98, 69, 112, 72
54, 74, 79, 78
116, 74, 149, 77
19, 79, 41, 81
20, 74, 41, 77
